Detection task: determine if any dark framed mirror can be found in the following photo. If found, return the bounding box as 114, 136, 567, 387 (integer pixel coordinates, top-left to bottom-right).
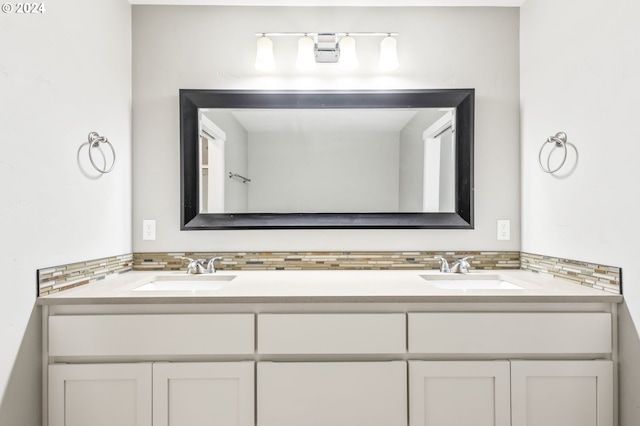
180, 89, 474, 229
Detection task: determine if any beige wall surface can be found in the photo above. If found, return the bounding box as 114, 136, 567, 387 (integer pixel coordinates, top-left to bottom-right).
0, 1, 132, 424
520, 0, 640, 422
132, 6, 520, 252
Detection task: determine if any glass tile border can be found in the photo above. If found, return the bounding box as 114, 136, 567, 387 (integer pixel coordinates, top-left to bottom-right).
132, 251, 521, 272
37, 254, 133, 296
37, 251, 621, 296
520, 252, 621, 294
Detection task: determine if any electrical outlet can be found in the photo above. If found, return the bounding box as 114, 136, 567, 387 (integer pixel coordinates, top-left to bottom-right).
497, 219, 510, 240
143, 219, 156, 241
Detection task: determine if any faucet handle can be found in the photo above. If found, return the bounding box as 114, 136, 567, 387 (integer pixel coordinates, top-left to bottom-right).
181, 256, 196, 267
452, 256, 474, 273
206, 257, 224, 273
182, 257, 205, 274
434, 256, 450, 273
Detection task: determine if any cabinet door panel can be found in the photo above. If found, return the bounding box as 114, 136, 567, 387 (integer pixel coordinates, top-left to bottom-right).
48, 363, 152, 426
409, 361, 510, 426
153, 362, 254, 426
511, 360, 613, 426
257, 361, 406, 426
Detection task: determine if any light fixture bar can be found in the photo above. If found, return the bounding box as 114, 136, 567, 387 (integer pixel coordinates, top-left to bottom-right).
255, 32, 399, 71
255, 32, 398, 37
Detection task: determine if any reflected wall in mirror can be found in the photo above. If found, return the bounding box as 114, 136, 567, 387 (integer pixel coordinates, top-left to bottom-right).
199, 107, 455, 214
180, 90, 474, 229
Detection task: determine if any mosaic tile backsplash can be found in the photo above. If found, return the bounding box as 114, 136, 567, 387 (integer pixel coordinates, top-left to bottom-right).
38, 251, 622, 296
132, 251, 521, 272
38, 254, 133, 296
520, 252, 621, 294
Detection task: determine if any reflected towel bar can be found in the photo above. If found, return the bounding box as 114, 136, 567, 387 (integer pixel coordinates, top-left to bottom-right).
229, 172, 251, 183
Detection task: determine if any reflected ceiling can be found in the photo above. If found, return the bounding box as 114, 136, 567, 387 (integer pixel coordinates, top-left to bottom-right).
206, 109, 420, 133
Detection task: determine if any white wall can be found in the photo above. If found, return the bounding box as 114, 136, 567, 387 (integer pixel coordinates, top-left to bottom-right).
0, 1, 132, 424
520, 0, 640, 422
248, 130, 399, 212
133, 5, 520, 251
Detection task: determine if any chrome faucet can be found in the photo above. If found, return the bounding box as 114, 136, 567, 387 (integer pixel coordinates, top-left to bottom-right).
434, 256, 474, 274
183, 257, 223, 274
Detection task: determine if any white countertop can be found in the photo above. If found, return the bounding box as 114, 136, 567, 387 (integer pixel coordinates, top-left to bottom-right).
38, 269, 622, 305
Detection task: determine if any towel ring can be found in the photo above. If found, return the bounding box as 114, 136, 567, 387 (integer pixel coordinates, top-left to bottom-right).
88, 132, 116, 174
538, 131, 568, 174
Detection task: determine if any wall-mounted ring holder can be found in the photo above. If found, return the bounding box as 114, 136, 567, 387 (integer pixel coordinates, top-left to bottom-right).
538, 131, 569, 174
87, 132, 116, 174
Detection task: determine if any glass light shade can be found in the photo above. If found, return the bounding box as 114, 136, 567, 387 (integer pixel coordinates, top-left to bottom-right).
338, 36, 358, 70
296, 36, 316, 70
255, 36, 275, 71
379, 36, 399, 71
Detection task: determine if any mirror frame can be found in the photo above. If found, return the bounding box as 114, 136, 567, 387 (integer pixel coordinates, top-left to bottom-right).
180, 89, 474, 230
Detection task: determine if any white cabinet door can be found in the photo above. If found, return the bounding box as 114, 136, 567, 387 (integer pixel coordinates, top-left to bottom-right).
153, 362, 254, 426
511, 360, 613, 426
49, 363, 152, 426
409, 361, 511, 426
257, 361, 406, 426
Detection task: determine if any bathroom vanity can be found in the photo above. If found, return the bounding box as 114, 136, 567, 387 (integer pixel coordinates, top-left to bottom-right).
40, 270, 621, 426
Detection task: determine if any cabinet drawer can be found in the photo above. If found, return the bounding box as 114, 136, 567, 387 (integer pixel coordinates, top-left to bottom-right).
49, 314, 255, 356
408, 313, 611, 354
258, 313, 406, 354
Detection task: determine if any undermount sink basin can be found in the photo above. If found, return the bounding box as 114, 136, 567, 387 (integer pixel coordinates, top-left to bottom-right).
133, 274, 236, 292
420, 274, 523, 290
427, 280, 523, 290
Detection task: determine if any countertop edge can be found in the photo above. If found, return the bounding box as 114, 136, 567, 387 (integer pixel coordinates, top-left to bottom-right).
37, 269, 623, 305
37, 294, 624, 305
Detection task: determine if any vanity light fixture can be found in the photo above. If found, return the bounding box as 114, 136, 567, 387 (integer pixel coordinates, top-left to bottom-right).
254, 32, 398, 72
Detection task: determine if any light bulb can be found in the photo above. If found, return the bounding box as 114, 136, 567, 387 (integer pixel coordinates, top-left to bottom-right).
296, 35, 316, 70
338, 35, 358, 70
379, 36, 399, 71
255, 36, 275, 72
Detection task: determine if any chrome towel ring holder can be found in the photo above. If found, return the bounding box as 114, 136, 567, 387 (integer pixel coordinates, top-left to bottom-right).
538, 131, 568, 174
87, 132, 116, 174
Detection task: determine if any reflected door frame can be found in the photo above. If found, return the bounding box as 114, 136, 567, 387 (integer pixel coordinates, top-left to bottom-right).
423, 110, 455, 212
199, 115, 227, 213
